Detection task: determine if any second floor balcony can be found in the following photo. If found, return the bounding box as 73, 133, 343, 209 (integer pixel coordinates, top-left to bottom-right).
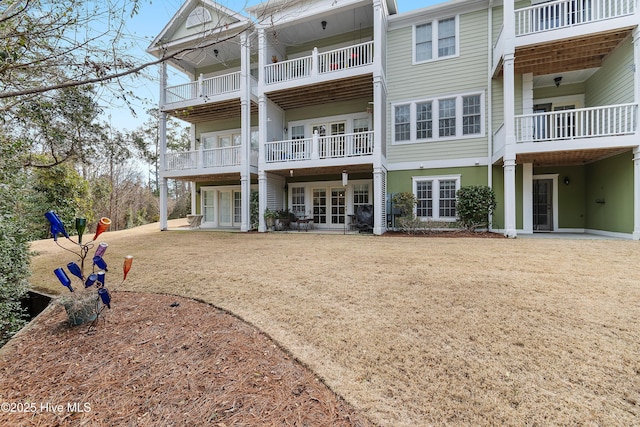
493, 103, 638, 158
164, 145, 259, 177
163, 71, 245, 107
264, 131, 374, 166
263, 42, 374, 90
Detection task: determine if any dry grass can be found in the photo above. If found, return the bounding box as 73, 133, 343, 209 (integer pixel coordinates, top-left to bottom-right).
21, 220, 640, 425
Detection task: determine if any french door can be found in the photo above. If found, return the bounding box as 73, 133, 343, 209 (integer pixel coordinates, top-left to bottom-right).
202, 188, 241, 227
312, 187, 346, 227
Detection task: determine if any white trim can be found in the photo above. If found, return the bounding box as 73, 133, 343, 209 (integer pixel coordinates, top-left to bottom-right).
533, 174, 559, 232
391, 90, 485, 144
411, 174, 461, 221
387, 157, 488, 171
200, 185, 243, 229
412, 15, 460, 65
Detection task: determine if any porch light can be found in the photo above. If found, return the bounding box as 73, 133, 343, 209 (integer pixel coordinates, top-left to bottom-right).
563, 176, 570, 185
342, 170, 348, 186
554, 76, 562, 87
214, 49, 218, 57
321, 20, 327, 30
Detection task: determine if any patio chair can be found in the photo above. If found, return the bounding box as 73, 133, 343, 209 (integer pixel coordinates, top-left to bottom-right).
353, 205, 374, 233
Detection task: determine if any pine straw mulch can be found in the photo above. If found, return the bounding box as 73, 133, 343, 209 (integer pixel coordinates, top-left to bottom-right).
0, 292, 374, 427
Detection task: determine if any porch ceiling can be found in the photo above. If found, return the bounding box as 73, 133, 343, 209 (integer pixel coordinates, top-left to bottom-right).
167, 172, 242, 182
499, 28, 633, 77
516, 147, 630, 167
268, 163, 373, 178
164, 100, 258, 124
265, 75, 373, 110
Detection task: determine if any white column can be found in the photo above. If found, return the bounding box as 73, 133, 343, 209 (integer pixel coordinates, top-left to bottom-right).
503, 156, 517, 238
634, 27, 640, 137
501, 0, 517, 239
372, 167, 386, 235
158, 62, 168, 231
633, 147, 640, 240
240, 32, 251, 232
522, 163, 533, 234
258, 171, 267, 232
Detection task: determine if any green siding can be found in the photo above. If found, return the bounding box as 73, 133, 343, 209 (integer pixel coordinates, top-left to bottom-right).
585, 38, 634, 106
286, 29, 373, 58
534, 166, 588, 229
387, 166, 488, 194
285, 99, 370, 122
491, 165, 505, 229
534, 82, 586, 101
585, 151, 634, 233
386, 9, 490, 164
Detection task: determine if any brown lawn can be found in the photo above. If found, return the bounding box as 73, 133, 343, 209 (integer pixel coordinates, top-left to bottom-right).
2, 219, 639, 426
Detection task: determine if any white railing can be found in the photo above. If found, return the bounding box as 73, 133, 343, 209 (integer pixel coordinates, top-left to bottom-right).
164, 71, 241, 104
264, 57, 312, 84
265, 138, 313, 162
264, 131, 374, 163
165, 146, 249, 172
166, 151, 198, 170
318, 41, 374, 74
202, 146, 241, 167
515, 0, 635, 36
264, 41, 374, 85
515, 103, 638, 143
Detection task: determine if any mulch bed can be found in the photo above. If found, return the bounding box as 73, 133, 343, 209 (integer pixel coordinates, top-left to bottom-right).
381, 230, 505, 238
0, 292, 374, 427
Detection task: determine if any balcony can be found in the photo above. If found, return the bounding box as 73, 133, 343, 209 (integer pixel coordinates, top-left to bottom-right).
263, 42, 374, 89
164, 145, 258, 177
264, 131, 374, 166
163, 71, 241, 106
515, 103, 637, 143
515, 0, 636, 37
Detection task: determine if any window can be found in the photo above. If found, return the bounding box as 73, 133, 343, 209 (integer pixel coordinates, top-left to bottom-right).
414, 16, 457, 63
290, 125, 305, 140
392, 92, 483, 144
394, 104, 411, 142
413, 176, 460, 220
438, 18, 456, 57
415, 23, 433, 61
439, 98, 456, 137
462, 95, 481, 135
416, 102, 432, 139
291, 187, 305, 215
186, 6, 212, 28
353, 184, 369, 210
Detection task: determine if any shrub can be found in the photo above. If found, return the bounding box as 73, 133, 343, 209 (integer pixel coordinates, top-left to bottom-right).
390, 192, 416, 219
456, 186, 496, 231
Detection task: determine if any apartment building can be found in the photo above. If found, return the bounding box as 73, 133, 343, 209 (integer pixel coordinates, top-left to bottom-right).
148, 0, 639, 238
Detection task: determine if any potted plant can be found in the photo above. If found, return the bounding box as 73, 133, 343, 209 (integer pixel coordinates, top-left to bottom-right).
275, 209, 295, 230
264, 208, 277, 230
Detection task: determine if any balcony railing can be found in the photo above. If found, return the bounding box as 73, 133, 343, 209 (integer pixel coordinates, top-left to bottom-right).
264, 41, 374, 85
166, 146, 256, 172
515, 103, 638, 143
515, 0, 636, 36
164, 71, 241, 104
264, 131, 374, 163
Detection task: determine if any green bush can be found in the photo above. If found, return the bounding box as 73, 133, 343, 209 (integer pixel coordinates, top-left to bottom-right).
456, 186, 496, 231
390, 192, 416, 219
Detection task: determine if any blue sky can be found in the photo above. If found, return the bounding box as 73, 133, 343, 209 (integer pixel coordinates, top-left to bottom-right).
108, 0, 447, 131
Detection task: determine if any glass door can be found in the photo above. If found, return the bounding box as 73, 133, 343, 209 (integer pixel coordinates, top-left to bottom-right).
533, 179, 553, 231
312, 189, 327, 225
219, 190, 232, 227
330, 188, 346, 226
203, 190, 216, 224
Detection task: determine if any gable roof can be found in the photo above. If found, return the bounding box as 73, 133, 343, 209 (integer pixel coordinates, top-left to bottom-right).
147, 0, 251, 60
